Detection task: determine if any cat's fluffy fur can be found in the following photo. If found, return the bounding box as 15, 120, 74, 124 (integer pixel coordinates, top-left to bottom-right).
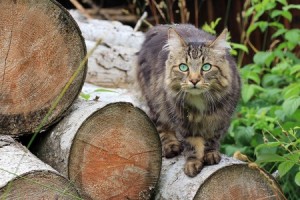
137, 24, 241, 177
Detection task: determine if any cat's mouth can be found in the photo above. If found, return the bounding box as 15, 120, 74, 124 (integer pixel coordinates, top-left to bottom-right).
185, 88, 205, 95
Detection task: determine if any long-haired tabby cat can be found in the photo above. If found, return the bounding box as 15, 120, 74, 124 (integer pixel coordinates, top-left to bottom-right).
137, 24, 241, 177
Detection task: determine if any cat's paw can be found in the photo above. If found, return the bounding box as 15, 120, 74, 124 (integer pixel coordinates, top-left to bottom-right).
204, 150, 221, 165
184, 158, 204, 177
163, 140, 183, 158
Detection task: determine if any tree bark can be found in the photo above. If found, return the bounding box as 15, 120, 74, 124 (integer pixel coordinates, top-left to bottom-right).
0, 0, 87, 135
69, 10, 144, 88
156, 155, 286, 200
35, 95, 161, 200
0, 135, 81, 199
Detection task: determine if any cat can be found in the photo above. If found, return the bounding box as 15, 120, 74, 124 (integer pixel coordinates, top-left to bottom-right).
136, 24, 241, 177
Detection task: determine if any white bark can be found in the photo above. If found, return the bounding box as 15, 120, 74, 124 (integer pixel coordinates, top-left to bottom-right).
69, 10, 144, 88
0, 136, 57, 189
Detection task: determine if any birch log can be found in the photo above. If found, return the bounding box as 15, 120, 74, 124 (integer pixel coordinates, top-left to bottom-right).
0, 0, 86, 135
35, 92, 161, 200
156, 155, 285, 200
69, 10, 145, 88
0, 136, 81, 199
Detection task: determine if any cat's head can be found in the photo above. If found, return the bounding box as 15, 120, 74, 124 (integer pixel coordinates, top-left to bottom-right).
164, 28, 233, 97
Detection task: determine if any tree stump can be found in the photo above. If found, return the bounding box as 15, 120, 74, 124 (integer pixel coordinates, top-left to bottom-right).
35, 97, 161, 200
156, 155, 285, 200
0, 0, 87, 135
0, 135, 81, 199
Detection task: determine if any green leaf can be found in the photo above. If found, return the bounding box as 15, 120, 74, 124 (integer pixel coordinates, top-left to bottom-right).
284, 29, 300, 44
290, 64, 300, 75
80, 92, 91, 100
271, 10, 282, 18
245, 6, 255, 17
284, 153, 300, 162
235, 126, 255, 146
276, 0, 288, 6
271, 62, 289, 74
246, 23, 258, 37
269, 22, 284, 29
281, 10, 292, 21
241, 66, 261, 84
283, 4, 300, 11
272, 29, 287, 39
283, 83, 300, 99
278, 161, 295, 177
242, 84, 255, 103
93, 88, 116, 93
253, 51, 274, 67
257, 21, 268, 32
295, 172, 300, 186
255, 142, 282, 154
230, 43, 249, 54
256, 153, 286, 164
282, 96, 300, 116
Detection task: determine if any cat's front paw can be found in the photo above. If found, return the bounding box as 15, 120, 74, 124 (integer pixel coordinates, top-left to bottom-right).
163, 140, 183, 158
184, 158, 204, 177
204, 150, 221, 165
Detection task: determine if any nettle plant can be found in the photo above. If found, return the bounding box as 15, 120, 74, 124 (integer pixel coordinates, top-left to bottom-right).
221, 0, 300, 198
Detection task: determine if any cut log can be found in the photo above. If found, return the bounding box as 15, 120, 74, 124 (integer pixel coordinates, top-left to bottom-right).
0, 135, 81, 199
69, 10, 145, 88
156, 155, 286, 200
0, 0, 87, 135
35, 95, 161, 200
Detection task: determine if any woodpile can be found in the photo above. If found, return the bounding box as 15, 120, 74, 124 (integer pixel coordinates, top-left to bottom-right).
0, 2, 285, 200
35, 98, 161, 199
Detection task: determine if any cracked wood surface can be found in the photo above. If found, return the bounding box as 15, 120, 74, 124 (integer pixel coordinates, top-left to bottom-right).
0, 0, 86, 135
35, 95, 161, 200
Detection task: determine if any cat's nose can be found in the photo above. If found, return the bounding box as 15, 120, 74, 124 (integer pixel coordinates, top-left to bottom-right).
190, 79, 200, 86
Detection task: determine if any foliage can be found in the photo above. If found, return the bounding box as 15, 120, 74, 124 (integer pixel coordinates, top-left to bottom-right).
220, 0, 300, 199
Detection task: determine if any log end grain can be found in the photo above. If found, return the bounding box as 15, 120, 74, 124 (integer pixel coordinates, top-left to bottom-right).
0, 0, 86, 135
68, 102, 162, 199
195, 165, 285, 200
0, 172, 80, 200
156, 155, 285, 200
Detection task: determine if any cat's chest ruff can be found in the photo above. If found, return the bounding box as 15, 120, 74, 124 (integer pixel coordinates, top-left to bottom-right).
185, 95, 207, 123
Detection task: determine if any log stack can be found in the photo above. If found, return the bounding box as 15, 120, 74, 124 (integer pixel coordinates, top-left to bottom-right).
35, 98, 162, 200
0, 2, 286, 200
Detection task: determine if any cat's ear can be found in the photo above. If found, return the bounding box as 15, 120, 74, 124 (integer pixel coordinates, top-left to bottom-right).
209, 28, 231, 50
167, 28, 187, 49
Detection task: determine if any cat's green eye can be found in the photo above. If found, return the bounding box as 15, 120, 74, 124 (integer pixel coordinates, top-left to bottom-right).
179, 63, 189, 72
202, 63, 212, 71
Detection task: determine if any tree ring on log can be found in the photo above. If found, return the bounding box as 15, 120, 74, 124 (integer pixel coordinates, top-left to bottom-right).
0, 171, 80, 199
195, 165, 285, 199
0, 0, 87, 135
68, 102, 162, 199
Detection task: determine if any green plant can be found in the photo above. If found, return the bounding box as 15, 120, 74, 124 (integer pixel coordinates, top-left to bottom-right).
221, 0, 300, 199
80, 88, 116, 100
